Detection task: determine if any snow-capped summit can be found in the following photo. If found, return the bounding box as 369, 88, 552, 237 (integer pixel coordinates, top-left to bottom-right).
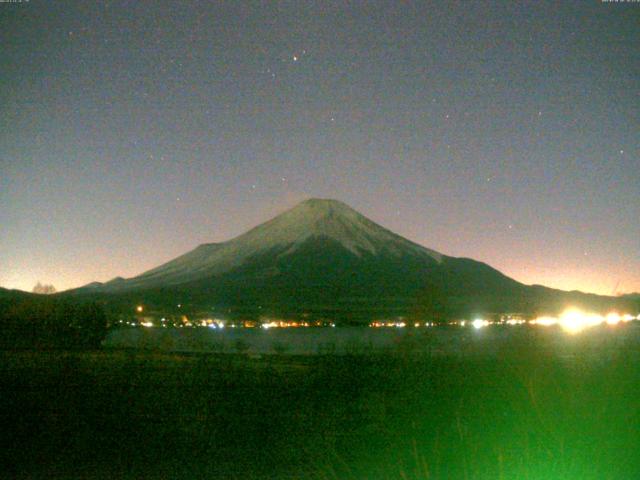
119, 198, 442, 289
229, 198, 442, 259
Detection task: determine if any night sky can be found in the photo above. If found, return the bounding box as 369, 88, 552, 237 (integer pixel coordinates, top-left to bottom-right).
1, 1, 638, 295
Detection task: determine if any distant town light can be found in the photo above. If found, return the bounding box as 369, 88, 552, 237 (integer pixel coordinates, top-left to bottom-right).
531, 316, 556, 327
505, 319, 525, 325
472, 319, 488, 329
559, 309, 588, 334
136, 305, 143, 313
606, 313, 621, 325
558, 308, 604, 334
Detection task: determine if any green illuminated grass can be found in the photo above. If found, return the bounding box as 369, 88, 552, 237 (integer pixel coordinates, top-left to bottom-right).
1, 334, 639, 479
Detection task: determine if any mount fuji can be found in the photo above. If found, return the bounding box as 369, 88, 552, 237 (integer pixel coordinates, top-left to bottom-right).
70, 199, 634, 321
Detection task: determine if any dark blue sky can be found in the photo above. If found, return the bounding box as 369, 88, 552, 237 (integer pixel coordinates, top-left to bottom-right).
1, 0, 638, 295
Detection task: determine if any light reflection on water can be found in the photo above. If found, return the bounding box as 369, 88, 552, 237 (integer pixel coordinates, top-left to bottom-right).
105, 317, 640, 357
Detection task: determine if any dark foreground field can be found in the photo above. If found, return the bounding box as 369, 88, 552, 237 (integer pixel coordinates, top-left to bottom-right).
2, 332, 640, 479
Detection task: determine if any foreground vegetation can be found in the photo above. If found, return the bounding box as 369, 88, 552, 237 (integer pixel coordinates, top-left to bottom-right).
0, 291, 107, 350
2, 335, 640, 479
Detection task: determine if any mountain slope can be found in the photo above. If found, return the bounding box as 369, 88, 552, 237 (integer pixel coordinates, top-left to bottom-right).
99, 199, 444, 291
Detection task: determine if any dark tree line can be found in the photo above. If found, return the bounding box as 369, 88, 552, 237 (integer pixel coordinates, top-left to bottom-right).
0, 295, 107, 350
32, 282, 57, 294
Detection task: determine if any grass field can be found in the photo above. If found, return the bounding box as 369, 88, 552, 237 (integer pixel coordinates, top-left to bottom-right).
2, 331, 640, 479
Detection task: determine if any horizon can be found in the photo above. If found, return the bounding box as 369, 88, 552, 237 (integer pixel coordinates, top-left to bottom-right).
1, 2, 638, 295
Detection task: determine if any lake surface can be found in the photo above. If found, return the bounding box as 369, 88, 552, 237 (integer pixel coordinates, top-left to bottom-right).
104, 322, 640, 356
